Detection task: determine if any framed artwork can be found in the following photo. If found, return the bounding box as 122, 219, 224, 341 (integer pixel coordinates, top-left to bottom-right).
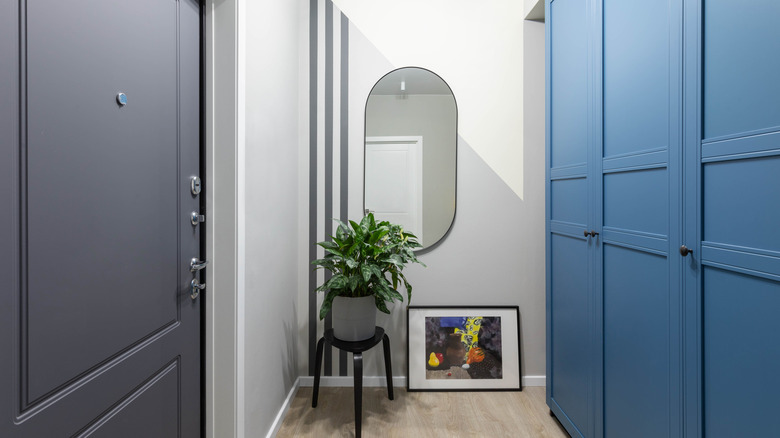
406, 306, 521, 391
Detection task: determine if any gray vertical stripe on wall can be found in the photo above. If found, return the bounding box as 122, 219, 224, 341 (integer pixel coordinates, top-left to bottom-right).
309, 1, 352, 377
308, 0, 318, 377
338, 13, 349, 377
323, 0, 334, 376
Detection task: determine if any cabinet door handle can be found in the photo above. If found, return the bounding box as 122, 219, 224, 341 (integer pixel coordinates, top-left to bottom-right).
680, 245, 693, 257
584, 230, 590, 238
589, 230, 599, 237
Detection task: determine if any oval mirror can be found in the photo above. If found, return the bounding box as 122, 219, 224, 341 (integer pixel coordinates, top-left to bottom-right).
364, 67, 457, 250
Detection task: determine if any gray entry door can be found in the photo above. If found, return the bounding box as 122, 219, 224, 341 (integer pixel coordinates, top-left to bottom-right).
0, 0, 202, 436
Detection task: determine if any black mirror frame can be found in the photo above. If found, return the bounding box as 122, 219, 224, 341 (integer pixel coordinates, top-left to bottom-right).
362, 66, 458, 254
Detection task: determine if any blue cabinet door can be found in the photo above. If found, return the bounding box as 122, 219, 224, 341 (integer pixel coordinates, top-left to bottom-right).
685, 1, 780, 436
546, 1, 593, 436
598, 1, 683, 437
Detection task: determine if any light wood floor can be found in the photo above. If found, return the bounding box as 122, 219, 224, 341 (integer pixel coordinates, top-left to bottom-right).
276, 386, 569, 437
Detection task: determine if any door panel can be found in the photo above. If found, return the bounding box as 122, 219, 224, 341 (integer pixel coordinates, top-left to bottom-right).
1, 0, 201, 436
79, 361, 180, 438
603, 246, 669, 437
550, 233, 590, 435
703, 268, 780, 437
603, 0, 669, 157
547, 1, 592, 436
550, 178, 587, 225
599, 0, 681, 436
550, 0, 588, 169
697, 2, 780, 435
703, 157, 780, 252
603, 168, 669, 236
26, 0, 179, 404
703, 0, 780, 139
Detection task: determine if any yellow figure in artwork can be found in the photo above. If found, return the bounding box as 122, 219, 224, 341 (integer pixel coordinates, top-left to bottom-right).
454, 317, 483, 361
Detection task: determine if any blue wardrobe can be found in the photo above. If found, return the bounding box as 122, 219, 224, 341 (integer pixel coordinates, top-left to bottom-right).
545, 1, 780, 437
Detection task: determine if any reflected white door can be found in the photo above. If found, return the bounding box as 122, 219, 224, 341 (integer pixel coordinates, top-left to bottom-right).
365, 136, 424, 244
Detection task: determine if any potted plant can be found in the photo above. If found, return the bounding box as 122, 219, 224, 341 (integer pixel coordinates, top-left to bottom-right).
312, 213, 425, 341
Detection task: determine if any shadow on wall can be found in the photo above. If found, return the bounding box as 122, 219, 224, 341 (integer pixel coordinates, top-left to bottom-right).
283, 301, 298, 387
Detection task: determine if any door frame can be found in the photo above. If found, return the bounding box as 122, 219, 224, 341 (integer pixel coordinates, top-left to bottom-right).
204, 1, 245, 437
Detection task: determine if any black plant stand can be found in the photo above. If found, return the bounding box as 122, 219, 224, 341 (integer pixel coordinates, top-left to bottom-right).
312, 327, 394, 438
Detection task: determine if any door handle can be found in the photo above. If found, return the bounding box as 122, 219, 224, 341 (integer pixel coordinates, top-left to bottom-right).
680, 245, 693, 257
191, 211, 205, 226
589, 230, 599, 237
190, 258, 209, 272
190, 278, 205, 300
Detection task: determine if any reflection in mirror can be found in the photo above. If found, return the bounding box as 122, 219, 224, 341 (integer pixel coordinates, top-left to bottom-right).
364, 67, 457, 250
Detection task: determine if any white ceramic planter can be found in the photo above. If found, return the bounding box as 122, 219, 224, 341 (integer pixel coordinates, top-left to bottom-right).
332, 296, 377, 341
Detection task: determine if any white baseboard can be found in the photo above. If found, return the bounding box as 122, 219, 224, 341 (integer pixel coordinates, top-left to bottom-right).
265, 377, 301, 438
298, 375, 546, 388
522, 375, 546, 387
299, 375, 407, 388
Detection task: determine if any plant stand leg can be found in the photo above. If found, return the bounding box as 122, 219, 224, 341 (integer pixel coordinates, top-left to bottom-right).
382, 333, 394, 400
312, 337, 325, 408
353, 352, 363, 438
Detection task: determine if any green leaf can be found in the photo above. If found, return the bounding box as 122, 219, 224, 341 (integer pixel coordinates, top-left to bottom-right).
360, 264, 372, 282
404, 279, 413, 302
374, 295, 390, 314
349, 220, 363, 237
317, 241, 339, 250
320, 246, 345, 258
310, 258, 333, 267
332, 218, 351, 234
348, 275, 360, 293
370, 265, 383, 280
345, 240, 360, 257
360, 214, 372, 230
374, 286, 390, 301
323, 274, 348, 291
368, 228, 389, 245
379, 282, 402, 301
319, 290, 339, 320
386, 254, 404, 265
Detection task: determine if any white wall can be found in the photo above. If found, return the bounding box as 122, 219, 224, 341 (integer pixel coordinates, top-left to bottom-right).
207, 3, 546, 435
243, 0, 302, 436
302, 1, 548, 384
334, 0, 526, 199
523, 17, 547, 381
